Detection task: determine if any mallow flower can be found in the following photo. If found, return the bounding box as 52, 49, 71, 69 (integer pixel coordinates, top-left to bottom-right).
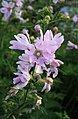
13, 65, 30, 89
9, 26, 64, 89
73, 15, 78, 23
14, 0, 23, 7
0, 0, 14, 21
15, 10, 26, 23
66, 41, 78, 49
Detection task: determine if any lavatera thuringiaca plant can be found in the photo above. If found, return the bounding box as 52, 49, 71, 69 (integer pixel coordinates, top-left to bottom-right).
5, 25, 64, 111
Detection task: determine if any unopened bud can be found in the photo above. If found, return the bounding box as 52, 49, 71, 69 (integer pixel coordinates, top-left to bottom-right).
34, 25, 41, 31
46, 77, 53, 84
45, 15, 51, 21
35, 94, 42, 106
27, 5, 33, 11
53, 26, 58, 34
30, 36, 35, 40
60, 0, 65, 3
65, 15, 70, 20
26, 18, 29, 22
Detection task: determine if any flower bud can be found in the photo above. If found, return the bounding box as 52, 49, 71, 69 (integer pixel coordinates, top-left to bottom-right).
35, 94, 42, 107
45, 15, 51, 21
30, 36, 35, 40
22, 28, 28, 34
53, 26, 58, 34
34, 25, 41, 31
60, 0, 65, 3
65, 15, 70, 20
27, 5, 33, 11
41, 77, 53, 93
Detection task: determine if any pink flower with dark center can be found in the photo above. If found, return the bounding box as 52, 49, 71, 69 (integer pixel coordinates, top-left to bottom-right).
10, 27, 64, 88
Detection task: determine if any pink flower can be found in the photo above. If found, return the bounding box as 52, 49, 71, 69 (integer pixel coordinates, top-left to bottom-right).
10, 27, 64, 89
15, 0, 23, 7
34, 25, 41, 31
15, 11, 26, 23
67, 41, 78, 49
73, 15, 78, 23
22, 28, 29, 34
13, 66, 30, 89
0, 0, 14, 21
27, 5, 33, 11
9, 34, 29, 50
44, 59, 64, 77
53, 0, 59, 4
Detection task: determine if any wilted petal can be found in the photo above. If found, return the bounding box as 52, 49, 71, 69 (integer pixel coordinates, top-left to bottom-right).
53, 67, 58, 78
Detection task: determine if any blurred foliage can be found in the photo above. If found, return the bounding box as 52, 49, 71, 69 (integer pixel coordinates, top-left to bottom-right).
0, 0, 78, 119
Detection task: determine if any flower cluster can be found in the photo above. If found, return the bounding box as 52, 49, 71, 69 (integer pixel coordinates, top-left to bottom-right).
9, 25, 64, 90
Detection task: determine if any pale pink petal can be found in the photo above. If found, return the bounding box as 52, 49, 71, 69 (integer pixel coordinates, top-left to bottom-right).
9, 2, 15, 8
51, 59, 60, 67
44, 30, 53, 41
16, 81, 28, 89
35, 64, 43, 74
13, 77, 20, 84
2, 1, 9, 7
0, 8, 7, 13
53, 67, 58, 78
